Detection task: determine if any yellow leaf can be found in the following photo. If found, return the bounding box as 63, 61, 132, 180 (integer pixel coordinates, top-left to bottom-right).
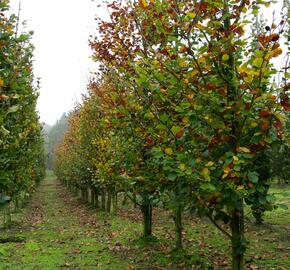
179, 61, 188, 67
224, 166, 231, 173
250, 121, 258, 128
187, 12, 196, 19
0, 79, 4, 87
274, 112, 284, 121
201, 167, 210, 176
190, 70, 199, 77
238, 65, 247, 73
182, 116, 189, 124
206, 161, 214, 167
165, 148, 173, 156
198, 57, 206, 64
196, 23, 205, 30
244, 76, 253, 84
242, 7, 247, 13
222, 166, 231, 179
222, 173, 228, 179
179, 164, 186, 171
222, 54, 229, 61
152, 60, 159, 66
233, 156, 239, 161
237, 147, 251, 153
252, 58, 263, 68
237, 185, 244, 191
270, 48, 282, 58
6, 26, 13, 34
142, 0, 148, 8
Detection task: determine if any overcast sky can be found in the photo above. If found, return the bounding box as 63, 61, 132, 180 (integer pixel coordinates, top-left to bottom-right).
9, 0, 285, 125
9, 0, 108, 125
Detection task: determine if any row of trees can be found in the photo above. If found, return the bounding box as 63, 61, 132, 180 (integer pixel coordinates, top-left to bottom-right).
0, 1, 45, 221
54, 1, 289, 269
43, 113, 68, 170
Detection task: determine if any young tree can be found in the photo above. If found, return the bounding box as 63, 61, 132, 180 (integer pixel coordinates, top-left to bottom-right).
91, 1, 289, 268
0, 0, 45, 222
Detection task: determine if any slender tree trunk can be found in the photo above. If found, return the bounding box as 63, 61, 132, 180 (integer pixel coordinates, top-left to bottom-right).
113, 191, 118, 214
85, 187, 89, 203
231, 202, 245, 270
95, 192, 99, 208
4, 204, 12, 228
91, 188, 95, 206
106, 190, 112, 213
252, 207, 263, 225
101, 190, 106, 211
15, 197, 19, 212
174, 204, 183, 250
141, 195, 152, 237
133, 193, 137, 208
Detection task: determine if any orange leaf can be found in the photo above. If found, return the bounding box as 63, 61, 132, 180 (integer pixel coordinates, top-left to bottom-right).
259, 111, 271, 118
175, 129, 184, 139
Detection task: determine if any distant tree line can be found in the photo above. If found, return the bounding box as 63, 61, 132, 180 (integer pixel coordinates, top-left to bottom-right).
43, 113, 68, 170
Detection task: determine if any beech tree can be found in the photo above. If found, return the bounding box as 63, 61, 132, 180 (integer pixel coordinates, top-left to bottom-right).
0, 1, 45, 219
91, 1, 289, 269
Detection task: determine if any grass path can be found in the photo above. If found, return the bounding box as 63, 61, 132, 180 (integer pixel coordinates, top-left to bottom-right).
0, 175, 131, 270
0, 174, 289, 270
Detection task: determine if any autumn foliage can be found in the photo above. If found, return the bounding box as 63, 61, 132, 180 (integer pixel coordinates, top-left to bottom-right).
54, 1, 289, 269
0, 2, 45, 214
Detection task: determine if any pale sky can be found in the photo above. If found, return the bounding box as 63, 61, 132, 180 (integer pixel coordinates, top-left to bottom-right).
10, 0, 108, 125
9, 1, 286, 125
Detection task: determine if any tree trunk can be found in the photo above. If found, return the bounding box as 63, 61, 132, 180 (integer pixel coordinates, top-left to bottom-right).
141, 195, 152, 238
101, 190, 106, 211
14, 197, 19, 212
231, 203, 245, 270
95, 192, 99, 208
106, 190, 112, 213
113, 191, 118, 214
91, 188, 95, 206
174, 204, 183, 250
133, 193, 137, 208
85, 187, 89, 203
252, 207, 263, 225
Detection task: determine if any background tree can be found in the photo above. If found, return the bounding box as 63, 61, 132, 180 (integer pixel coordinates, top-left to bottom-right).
0, 0, 45, 222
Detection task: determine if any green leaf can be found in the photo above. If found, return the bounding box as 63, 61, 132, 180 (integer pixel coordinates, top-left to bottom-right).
266, 194, 276, 203
171, 126, 182, 134
144, 112, 154, 119
222, 54, 229, 62
160, 114, 169, 122
186, 12, 196, 19
8, 105, 19, 113
248, 171, 259, 183
1, 125, 10, 135
156, 124, 167, 130
277, 203, 288, 210
0, 195, 11, 202
252, 58, 263, 68
200, 183, 215, 191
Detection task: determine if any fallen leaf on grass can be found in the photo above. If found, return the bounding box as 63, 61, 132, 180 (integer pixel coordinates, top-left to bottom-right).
72, 248, 81, 254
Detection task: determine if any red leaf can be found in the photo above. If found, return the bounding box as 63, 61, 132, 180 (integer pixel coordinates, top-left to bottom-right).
259, 111, 271, 118
273, 120, 282, 130
281, 95, 290, 111
146, 137, 154, 145
175, 129, 184, 139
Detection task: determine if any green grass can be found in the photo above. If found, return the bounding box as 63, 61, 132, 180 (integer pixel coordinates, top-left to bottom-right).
0, 176, 289, 269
